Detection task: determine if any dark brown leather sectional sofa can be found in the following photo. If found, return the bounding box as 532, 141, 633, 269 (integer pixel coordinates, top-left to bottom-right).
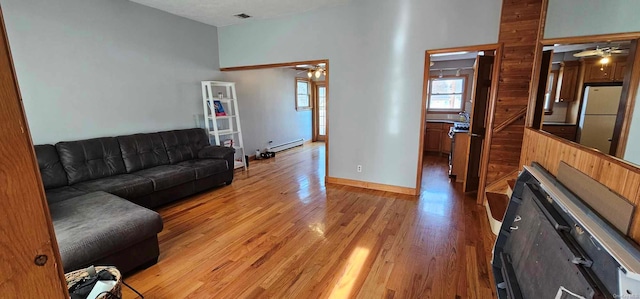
35, 128, 235, 274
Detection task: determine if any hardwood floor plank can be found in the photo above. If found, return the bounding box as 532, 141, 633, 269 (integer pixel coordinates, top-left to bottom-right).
121, 144, 497, 298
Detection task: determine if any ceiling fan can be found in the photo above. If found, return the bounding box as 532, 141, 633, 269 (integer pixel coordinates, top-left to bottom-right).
295, 64, 326, 79
573, 46, 629, 58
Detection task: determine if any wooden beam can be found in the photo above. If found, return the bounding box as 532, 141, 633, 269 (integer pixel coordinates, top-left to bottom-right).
614, 39, 640, 157
481, 0, 548, 200
541, 32, 640, 46
220, 60, 328, 72
425, 44, 501, 55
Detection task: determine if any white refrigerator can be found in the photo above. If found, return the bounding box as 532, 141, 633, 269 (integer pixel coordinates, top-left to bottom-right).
578, 86, 623, 153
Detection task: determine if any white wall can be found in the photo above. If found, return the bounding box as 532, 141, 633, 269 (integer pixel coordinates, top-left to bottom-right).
3, 0, 224, 144
543, 102, 568, 123
223, 68, 313, 154
218, 0, 501, 188
545, 0, 640, 39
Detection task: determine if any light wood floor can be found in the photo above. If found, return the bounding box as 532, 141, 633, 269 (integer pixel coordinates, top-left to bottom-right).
122, 144, 497, 298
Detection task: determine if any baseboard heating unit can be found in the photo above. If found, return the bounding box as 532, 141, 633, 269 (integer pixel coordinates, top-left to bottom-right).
492, 162, 640, 299
269, 139, 304, 153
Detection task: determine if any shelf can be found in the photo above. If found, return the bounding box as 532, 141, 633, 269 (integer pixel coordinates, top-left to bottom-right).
208, 115, 237, 120
203, 81, 245, 171
211, 130, 239, 135
209, 98, 235, 103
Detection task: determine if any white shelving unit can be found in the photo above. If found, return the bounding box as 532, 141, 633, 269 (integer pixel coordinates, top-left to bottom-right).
201, 81, 247, 170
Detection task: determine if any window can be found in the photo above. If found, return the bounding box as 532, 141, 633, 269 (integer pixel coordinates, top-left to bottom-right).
543, 70, 559, 114
318, 86, 327, 136
295, 78, 311, 111
427, 76, 466, 112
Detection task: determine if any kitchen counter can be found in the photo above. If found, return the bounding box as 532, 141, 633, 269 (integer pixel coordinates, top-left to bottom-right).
451, 128, 469, 134
542, 123, 577, 141
426, 119, 459, 124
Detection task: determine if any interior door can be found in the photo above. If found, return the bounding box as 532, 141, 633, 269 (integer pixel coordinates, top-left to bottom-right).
0, 8, 69, 297
464, 55, 494, 193
313, 82, 327, 142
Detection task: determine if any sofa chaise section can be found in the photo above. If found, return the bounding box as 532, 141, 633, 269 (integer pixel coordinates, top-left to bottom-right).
35, 144, 163, 274
49, 191, 163, 273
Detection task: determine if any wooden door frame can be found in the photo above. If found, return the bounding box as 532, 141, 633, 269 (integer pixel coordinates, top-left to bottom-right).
0, 7, 69, 296
526, 32, 640, 159
312, 81, 327, 142
416, 44, 502, 198
221, 60, 330, 182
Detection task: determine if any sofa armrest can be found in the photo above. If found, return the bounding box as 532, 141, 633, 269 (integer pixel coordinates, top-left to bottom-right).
198, 146, 235, 161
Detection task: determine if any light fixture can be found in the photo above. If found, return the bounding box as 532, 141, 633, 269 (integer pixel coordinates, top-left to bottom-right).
600, 55, 610, 65
439, 70, 444, 78
456, 69, 461, 76
307, 65, 326, 79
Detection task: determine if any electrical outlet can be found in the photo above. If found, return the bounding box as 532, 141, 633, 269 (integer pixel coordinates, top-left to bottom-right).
357, 165, 362, 173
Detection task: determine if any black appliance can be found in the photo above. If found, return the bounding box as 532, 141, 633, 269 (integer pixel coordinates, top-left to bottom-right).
493, 163, 640, 298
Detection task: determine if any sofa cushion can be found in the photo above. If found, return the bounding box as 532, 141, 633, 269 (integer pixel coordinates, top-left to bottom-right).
159, 129, 210, 164
73, 174, 153, 199
34, 144, 68, 189
56, 137, 126, 184
133, 165, 196, 191
197, 145, 235, 160
117, 133, 169, 173
49, 191, 163, 272
45, 186, 88, 204
176, 159, 228, 179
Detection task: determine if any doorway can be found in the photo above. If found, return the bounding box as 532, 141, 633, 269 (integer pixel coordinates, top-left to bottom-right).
314, 82, 327, 142
416, 44, 501, 197
221, 60, 330, 181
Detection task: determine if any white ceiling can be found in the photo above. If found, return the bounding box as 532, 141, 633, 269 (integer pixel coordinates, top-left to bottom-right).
129, 0, 350, 27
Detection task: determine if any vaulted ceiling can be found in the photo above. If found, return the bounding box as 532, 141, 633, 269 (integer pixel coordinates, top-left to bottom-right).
129, 0, 350, 27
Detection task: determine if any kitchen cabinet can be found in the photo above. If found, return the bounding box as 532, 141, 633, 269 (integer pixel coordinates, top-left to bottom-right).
556, 61, 580, 102
542, 124, 577, 141
614, 61, 627, 82
425, 122, 443, 152
424, 122, 454, 154
583, 57, 627, 83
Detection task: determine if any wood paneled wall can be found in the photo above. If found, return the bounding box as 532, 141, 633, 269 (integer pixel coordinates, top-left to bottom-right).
484, 0, 547, 187
521, 128, 640, 243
